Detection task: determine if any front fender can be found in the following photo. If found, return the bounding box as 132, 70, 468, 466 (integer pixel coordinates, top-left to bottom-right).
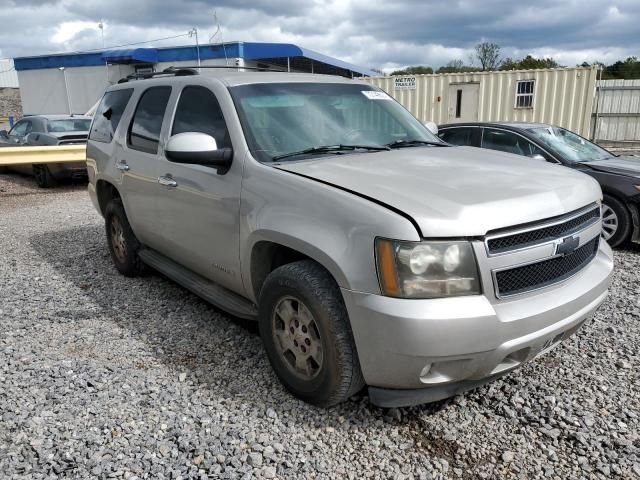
244, 229, 350, 301
239, 159, 421, 302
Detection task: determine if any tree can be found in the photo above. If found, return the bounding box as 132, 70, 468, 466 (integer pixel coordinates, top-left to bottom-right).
390, 65, 434, 75
500, 55, 561, 71
474, 42, 501, 71
435, 59, 477, 74
603, 57, 640, 79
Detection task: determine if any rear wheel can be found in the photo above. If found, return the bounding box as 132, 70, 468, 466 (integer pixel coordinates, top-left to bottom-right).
601, 195, 631, 248
33, 165, 57, 188
258, 260, 364, 407
104, 198, 145, 276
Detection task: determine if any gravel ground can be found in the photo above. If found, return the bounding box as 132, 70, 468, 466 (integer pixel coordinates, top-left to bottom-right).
0, 175, 638, 480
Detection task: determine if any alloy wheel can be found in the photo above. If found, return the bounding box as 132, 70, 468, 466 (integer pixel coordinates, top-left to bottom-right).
601, 204, 618, 241
271, 296, 324, 380
110, 216, 127, 263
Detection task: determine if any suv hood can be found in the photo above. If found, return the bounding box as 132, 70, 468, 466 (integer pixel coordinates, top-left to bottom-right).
582, 155, 640, 178
275, 147, 602, 237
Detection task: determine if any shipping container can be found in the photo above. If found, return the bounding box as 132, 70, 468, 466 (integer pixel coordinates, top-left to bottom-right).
363, 67, 600, 138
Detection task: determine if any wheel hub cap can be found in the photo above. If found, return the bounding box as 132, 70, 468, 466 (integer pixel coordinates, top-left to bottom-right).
601, 204, 618, 241
110, 217, 127, 262
272, 296, 323, 380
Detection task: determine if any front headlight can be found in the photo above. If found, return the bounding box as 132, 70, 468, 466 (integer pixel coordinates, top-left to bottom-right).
375, 238, 481, 298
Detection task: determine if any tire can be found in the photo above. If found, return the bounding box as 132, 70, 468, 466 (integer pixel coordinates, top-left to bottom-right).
601, 195, 631, 248
33, 164, 57, 188
104, 198, 146, 277
258, 260, 365, 407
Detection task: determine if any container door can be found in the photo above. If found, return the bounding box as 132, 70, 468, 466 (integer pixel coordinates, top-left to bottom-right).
448, 83, 480, 122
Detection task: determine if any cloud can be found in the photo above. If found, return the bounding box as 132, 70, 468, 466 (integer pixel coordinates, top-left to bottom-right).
0, 0, 637, 73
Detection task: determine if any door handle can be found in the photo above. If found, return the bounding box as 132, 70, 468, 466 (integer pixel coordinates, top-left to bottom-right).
116, 161, 130, 171
158, 175, 178, 188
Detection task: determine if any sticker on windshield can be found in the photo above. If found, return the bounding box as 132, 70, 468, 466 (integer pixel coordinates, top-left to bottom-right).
362, 90, 391, 100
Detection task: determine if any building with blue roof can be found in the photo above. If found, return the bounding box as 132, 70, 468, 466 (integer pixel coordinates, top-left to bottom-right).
14, 41, 377, 115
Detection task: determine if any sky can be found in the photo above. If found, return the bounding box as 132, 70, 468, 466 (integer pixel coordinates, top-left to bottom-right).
1, 0, 638, 72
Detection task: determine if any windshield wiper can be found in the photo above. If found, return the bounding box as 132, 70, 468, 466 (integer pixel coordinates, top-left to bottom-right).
272, 144, 390, 161
385, 139, 448, 149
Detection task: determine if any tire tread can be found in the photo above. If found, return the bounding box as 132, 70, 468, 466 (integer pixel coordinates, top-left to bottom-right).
259, 260, 364, 407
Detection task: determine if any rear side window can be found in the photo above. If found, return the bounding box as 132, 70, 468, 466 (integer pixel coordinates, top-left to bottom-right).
439, 127, 474, 146
172, 86, 231, 148
482, 129, 532, 156
128, 87, 172, 154
89, 89, 133, 143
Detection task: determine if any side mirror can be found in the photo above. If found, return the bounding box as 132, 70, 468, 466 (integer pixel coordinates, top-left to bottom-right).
424, 121, 438, 135
0, 130, 8, 139
165, 132, 233, 170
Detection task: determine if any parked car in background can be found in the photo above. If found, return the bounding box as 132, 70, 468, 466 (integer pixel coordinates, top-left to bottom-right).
0, 114, 91, 187
438, 122, 640, 248
86, 71, 612, 407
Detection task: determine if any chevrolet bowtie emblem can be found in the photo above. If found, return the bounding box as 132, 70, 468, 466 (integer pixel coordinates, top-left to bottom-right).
555, 235, 580, 256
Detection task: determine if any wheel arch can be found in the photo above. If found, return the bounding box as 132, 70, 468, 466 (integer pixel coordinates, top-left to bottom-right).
246, 231, 350, 303
96, 180, 122, 216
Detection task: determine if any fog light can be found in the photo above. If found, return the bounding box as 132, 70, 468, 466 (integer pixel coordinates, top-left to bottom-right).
420, 363, 433, 378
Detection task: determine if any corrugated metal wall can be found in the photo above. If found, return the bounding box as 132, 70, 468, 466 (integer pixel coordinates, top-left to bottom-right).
593, 79, 640, 143
0, 59, 19, 88
363, 67, 599, 137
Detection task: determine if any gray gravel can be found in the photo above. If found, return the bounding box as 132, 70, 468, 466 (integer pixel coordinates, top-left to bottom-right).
1, 176, 639, 479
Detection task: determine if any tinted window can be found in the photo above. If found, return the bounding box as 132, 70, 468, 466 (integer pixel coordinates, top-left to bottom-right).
89, 89, 133, 143
482, 129, 532, 156
128, 87, 172, 154
172, 86, 230, 148
439, 128, 474, 146
49, 119, 92, 132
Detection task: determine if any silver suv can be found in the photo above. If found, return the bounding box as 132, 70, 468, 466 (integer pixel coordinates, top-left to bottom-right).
87, 69, 613, 407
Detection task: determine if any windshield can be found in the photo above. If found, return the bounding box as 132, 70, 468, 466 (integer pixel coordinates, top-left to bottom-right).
527, 126, 613, 162
48, 119, 91, 133
230, 82, 445, 162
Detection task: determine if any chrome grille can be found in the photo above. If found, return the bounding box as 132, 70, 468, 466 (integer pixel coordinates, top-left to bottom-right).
487, 206, 600, 255
494, 236, 600, 297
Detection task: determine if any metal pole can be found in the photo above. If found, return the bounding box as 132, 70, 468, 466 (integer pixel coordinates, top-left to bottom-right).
99, 21, 108, 86
287, 57, 290, 72
60, 67, 72, 114
592, 65, 603, 142
194, 28, 201, 72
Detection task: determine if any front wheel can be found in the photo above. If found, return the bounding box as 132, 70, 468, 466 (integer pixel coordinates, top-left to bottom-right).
601, 195, 631, 248
258, 260, 364, 407
32, 164, 57, 188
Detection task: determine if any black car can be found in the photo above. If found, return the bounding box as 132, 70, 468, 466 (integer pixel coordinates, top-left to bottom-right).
0, 114, 91, 187
438, 122, 640, 248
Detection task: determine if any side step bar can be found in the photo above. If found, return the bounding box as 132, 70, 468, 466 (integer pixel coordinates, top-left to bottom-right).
138, 249, 258, 320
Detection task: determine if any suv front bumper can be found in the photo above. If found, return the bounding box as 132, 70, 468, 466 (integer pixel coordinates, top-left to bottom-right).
341, 242, 614, 407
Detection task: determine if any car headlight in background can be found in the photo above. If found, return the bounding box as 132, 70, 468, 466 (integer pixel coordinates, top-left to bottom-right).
376, 239, 481, 298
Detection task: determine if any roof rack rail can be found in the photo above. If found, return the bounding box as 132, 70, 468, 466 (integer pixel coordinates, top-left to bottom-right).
165, 65, 288, 73
117, 67, 198, 84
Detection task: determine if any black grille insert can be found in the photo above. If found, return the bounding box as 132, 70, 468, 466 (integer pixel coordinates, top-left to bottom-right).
487, 207, 600, 254
495, 236, 600, 297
